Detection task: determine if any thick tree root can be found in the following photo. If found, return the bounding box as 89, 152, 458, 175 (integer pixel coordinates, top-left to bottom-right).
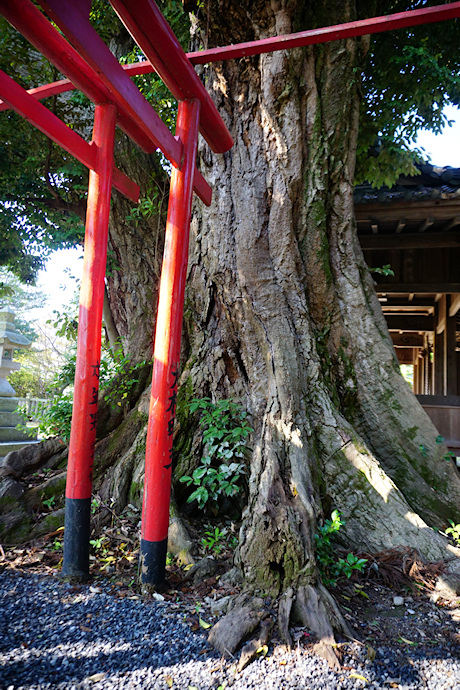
291, 585, 344, 669
0, 438, 65, 480
236, 617, 274, 672
208, 605, 265, 656
209, 582, 353, 671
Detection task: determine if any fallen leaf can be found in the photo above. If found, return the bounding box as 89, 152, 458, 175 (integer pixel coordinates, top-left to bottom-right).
398, 637, 416, 645
87, 673, 105, 682
349, 672, 368, 682
256, 645, 268, 657
164, 675, 173, 688
80, 625, 92, 632
199, 617, 212, 629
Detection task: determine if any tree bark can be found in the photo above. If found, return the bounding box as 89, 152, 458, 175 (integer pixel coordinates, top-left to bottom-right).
108, 136, 168, 362
182, 0, 460, 607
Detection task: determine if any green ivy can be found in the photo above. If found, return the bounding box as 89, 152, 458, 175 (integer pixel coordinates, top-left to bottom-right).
179, 398, 253, 511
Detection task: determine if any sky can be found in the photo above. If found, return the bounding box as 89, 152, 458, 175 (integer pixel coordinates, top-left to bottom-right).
412, 104, 460, 168
29, 245, 83, 321
28, 105, 460, 322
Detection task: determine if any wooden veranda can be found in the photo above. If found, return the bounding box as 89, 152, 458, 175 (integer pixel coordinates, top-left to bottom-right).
356, 164, 460, 455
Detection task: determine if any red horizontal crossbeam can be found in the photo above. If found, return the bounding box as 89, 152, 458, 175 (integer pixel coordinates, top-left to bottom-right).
109, 0, 233, 155
0, 79, 72, 114
187, 1, 460, 64
0, 67, 139, 203
0, 0, 159, 155
5, 1, 458, 113
0, 0, 211, 205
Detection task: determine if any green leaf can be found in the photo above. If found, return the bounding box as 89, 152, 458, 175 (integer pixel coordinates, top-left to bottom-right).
192, 466, 207, 481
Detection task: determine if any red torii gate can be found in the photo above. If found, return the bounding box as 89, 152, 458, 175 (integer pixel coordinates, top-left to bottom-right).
0, 0, 459, 585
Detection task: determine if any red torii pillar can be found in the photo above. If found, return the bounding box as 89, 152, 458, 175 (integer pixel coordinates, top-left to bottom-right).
0, 56, 139, 580
0, 0, 231, 582
62, 104, 118, 577
140, 99, 200, 584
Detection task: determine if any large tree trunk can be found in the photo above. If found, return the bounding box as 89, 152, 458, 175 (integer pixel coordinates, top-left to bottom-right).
108, 138, 168, 362
182, 0, 460, 609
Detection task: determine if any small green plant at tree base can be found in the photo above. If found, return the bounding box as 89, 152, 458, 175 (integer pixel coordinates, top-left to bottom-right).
90, 536, 109, 555
25, 340, 149, 442
445, 520, 460, 546
180, 398, 252, 510
336, 552, 368, 579
42, 495, 56, 510
315, 509, 344, 586
201, 526, 227, 555
315, 509, 367, 587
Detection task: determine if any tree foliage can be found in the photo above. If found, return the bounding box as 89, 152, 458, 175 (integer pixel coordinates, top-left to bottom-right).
0, 267, 47, 340
355, 0, 460, 185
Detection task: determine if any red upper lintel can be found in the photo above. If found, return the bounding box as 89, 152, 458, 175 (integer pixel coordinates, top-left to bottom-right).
187, 1, 460, 64
2, 1, 459, 111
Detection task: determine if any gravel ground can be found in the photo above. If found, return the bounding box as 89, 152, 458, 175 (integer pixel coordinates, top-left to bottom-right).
1, 568, 460, 690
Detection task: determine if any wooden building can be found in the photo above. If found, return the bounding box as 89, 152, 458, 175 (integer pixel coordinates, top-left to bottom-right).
355, 164, 460, 455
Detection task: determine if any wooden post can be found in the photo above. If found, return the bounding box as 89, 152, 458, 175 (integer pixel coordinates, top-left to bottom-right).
62, 104, 116, 579
434, 300, 445, 396
413, 356, 419, 394
445, 295, 458, 396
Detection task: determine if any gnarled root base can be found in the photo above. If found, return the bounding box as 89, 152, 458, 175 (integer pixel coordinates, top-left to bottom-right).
279, 583, 353, 669
208, 582, 353, 671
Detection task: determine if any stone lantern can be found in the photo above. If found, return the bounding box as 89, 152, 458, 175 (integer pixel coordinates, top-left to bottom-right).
0, 308, 35, 459
0, 307, 32, 397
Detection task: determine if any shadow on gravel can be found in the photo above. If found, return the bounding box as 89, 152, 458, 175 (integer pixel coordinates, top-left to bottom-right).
0, 570, 220, 688
1, 570, 460, 689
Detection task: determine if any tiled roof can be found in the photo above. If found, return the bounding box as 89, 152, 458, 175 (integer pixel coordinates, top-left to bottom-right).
354, 164, 460, 205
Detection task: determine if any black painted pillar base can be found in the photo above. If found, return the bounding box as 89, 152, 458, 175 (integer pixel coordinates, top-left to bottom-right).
140, 538, 168, 586
61, 497, 91, 580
